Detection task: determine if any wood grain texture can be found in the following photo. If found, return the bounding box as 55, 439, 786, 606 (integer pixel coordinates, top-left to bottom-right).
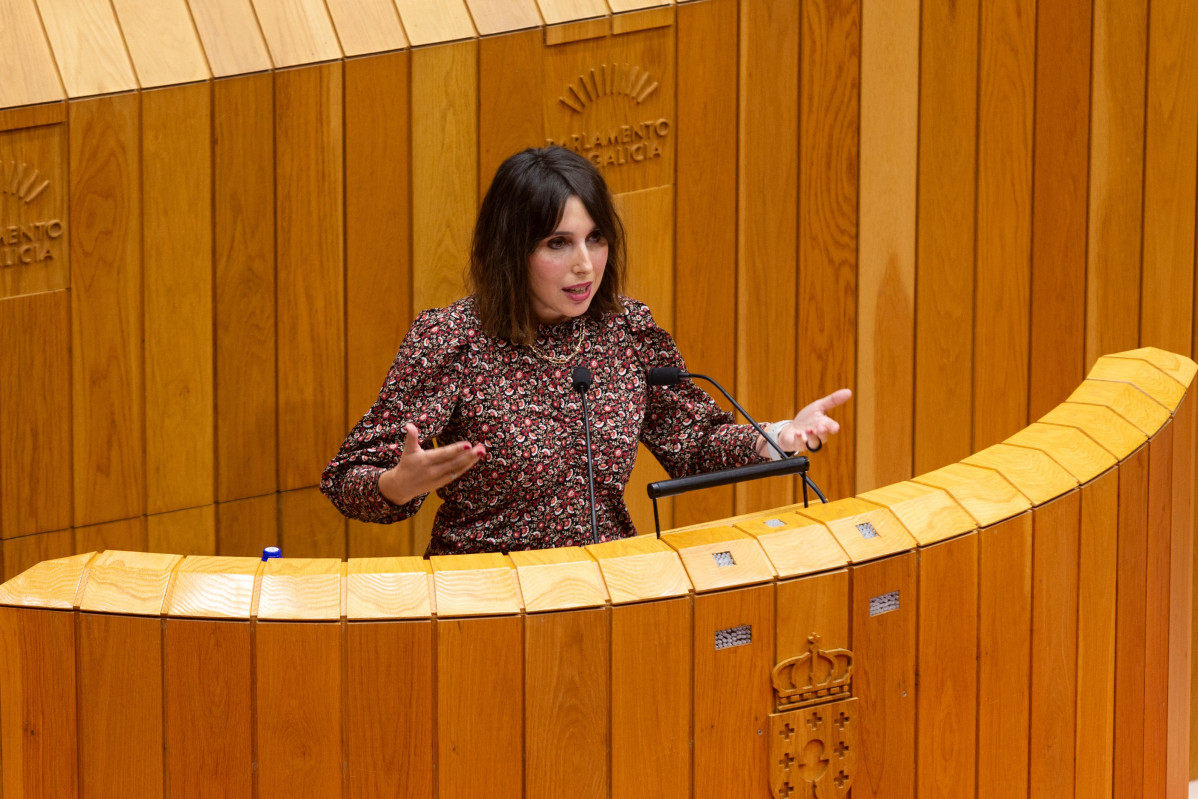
796, 498, 916, 563
1090, 356, 1186, 410
77, 550, 181, 615
0, 0, 64, 108
858, 482, 976, 547
1085, 0, 1146, 370
393, 0, 477, 46
279, 486, 345, 560
478, 28, 543, 191
255, 621, 342, 797
611, 597, 689, 799
216, 494, 279, 557
69, 93, 144, 527
142, 83, 214, 515
673, 0, 737, 528
1167, 391, 1194, 794
347, 621, 432, 799
431, 552, 521, 616
914, 0, 977, 475
164, 619, 252, 798
737, 0, 798, 513
963, 443, 1078, 506
1, 530, 74, 583
662, 526, 776, 591
538, 0, 607, 26
73, 516, 146, 556
692, 584, 773, 799
411, 41, 477, 312
1003, 423, 1118, 485
1039, 402, 1147, 461
739, 517, 848, 577
1143, 424, 1172, 797
78, 612, 163, 798
146, 505, 216, 557
1028, 0, 1090, 420
186, 0, 273, 77
1140, 0, 1198, 357
974, 0, 1035, 450
164, 554, 258, 618
466, 0, 543, 35
797, 0, 856, 502
776, 569, 848, 663
977, 513, 1032, 799
275, 63, 345, 491
0, 607, 77, 799
0, 292, 70, 538
857, 0, 914, 492
912, 463, 1030, 528
1114, 444, 1148, 797
250, 0, 341, 67
36, 0, 137, 97
214, 73, 277, 502
323, 0, 407, 57
587, 535, 691, 603
256, 555, 341, 620
0, 121, 70, 299
345, 557, 431, 619
509, 548, 608, 611
525, 608, 609, 799
1029, 492, 1079, 799
109, 0, 210, 87
916, 534, 977, 799
437, 615, 523, 799
1075, 470, 1118, 799
1068, 380, 1171, 435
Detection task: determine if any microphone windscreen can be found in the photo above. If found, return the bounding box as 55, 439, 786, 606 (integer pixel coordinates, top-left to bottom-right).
647, 366, 684, 386
571, 366, 593, 392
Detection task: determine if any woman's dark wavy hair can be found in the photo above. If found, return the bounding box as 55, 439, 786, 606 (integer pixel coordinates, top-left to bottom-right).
471, 146, 626, 345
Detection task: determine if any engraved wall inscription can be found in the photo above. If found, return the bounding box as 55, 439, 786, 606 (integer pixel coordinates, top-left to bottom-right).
0, 124, 69, 298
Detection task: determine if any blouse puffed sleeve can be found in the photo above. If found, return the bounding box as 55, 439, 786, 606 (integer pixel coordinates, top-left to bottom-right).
320, 305, 467, 523
622, 298, 766, 477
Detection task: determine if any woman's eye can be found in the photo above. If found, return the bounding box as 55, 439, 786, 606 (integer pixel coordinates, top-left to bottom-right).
547, 237, 567, 250
587, 230, 606, 244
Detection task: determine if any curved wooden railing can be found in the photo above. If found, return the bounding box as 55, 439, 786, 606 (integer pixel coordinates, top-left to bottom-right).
1, 347, 1193, 799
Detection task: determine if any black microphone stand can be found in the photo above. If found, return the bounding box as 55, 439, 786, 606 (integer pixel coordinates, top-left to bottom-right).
572, 367, 601, 545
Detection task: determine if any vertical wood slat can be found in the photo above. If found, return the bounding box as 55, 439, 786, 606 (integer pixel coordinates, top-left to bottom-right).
216, 494, 279, 558
1168, 391, 1195, 795
275, 63, 345, 492
0, 291, 71, 538
1028, 491, 1079, 799
108, 0, 210, 88
279, 487, 345, 560
164, 620, 252, 798
1, 530, 73, 583
347, 621, 433, 799
913, 0, 978, 475
78, 613, 162, 798
1114, 445, 1149, 796
610, 598, 690, 799
973, 0, 1035, 451
0, 0, 65, 109
255, 622, 342, 797
977, 513, 1032, 799
437, 616, 523, 799
916, 534, 977, 799
249, 0, 343, 69
737, 0, 798, 513
186, 0, 274, 78
214, 73, 277, 503
73, 516, 147, 555
857, 0, 914, 492
477, 27, 542, 189
1085, 0, 1146, 370
525, 608, 609, 799
69, 92, 144, 528
0, 112, 70, 300
142, 83, 214, 516
1140, 0, 1198, 358
1144, 423, 1174, 797
1028, 0, 1091, 420
851, 552, 916, 799
673, 0, 738, 527
35, 0, 138, 98
147, 505, 216, 556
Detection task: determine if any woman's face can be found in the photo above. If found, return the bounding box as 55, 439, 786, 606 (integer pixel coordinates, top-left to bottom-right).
527, 195, 608, 324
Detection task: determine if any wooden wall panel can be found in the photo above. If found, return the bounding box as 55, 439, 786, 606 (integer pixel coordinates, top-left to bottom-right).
1144, 425, 1173, 797
74, 516, 146, 555
0, 119, 70, 300
525, 609, 609, 799
1029, 491, 1079, 798
69, 93, 144, 528
216, 494, 278, 558
347, 621, 433, 799
913, 0, 978, 475
0, 291, 70, 538
466, 0, 542, 37
0, 0, 65, 109
673, 0, 737, 527
973, 0, 1035, 451
275, 63, 345, 492
1114, 445, 1148, 797
323, 0, 407, 57
1168, 392, 1194, 794
851, 552, 915, 799
77, 613, 163, 798
478, 29, 542, 196
147, 505, 216, 556
1085, 0, 1146, 370
776, 569, 848, 657
1, 530, 72, 582
411, 41, 478, 312
1140, 0, 1198, 357
142, 83, 214, 515
1075, 469, 1118, 798
437, 616, 523, 799
857, 0, 913, 492
214, 73, 277, 503
109, 0, 210, 88
610, 598, 690, 799
186, 0, 273, 78
164, 620, 252, 798
1028, 0, 1091, 420
916, 534, 977, 799
393, 0, 477, 47
256, 622, 342, 797
279, 487, 345, 560
250, 0, 342, 68
737, 0, 798, 512
977, 513, 1032, 799
693, 585, 773, 799
36, 0, 138, 97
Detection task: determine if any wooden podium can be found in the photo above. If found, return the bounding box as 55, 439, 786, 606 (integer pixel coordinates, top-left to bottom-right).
1, 347, 1193, 798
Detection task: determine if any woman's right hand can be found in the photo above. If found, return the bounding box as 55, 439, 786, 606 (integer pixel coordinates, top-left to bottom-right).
377, 423, 486, 505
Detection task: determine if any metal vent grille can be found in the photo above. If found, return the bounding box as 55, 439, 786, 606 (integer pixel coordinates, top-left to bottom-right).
715, 624, 752, 650
869, 590, 900, 617
856, 522, 879, 539
712, 550, 735, 567
764, 518, 786, 528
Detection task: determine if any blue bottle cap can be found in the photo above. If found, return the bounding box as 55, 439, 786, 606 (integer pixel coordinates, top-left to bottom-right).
261, 546, 282, 561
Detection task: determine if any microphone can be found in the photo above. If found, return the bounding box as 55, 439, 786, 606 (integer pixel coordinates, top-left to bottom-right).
572, 366, 601, 545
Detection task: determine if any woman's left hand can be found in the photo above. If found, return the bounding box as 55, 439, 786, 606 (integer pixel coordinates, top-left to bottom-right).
769, 388, 853, 454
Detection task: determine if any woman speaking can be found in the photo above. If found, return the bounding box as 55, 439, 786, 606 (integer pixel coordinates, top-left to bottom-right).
321, 147, 850, 556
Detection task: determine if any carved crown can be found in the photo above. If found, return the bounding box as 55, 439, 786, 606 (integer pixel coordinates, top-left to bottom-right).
771, 633, 853, 711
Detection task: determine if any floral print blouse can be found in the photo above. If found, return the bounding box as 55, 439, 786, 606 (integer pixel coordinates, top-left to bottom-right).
320, 295, 764, 555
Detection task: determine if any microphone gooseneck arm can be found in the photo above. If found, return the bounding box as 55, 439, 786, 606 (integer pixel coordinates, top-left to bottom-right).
647, 368, 790, 460
572, 367, 601, 546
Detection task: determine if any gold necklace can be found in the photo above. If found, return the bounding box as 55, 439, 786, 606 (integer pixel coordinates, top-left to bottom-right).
528, 323, 585, 365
